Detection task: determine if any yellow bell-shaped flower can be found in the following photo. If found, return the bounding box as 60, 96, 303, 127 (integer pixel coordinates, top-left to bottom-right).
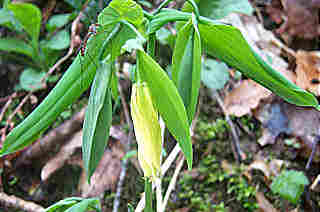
131, 82, 162, 178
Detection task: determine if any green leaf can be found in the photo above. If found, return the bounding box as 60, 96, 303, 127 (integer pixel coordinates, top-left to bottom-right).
123, 150, 137, 161
0, 38, 33, 57
109, 0, 144, 26
201, 59, 229, 90
0, 24, 119, 157
183, 0, 253, 19
172, 17, 201, 124
44, 197, 84, 212
44, 29, 70, 50
19, 68, 46, 91
137, 50, 193, 169
63, 0, 83, 10
156, 27, 173, 46
271, 170, 309, 204
0, 8, 21, 31
46, 13, 72, 33
7, 2, 41, 41
83, 62, 113, 182
148, 8, 222, 34
65, 198, 100, 212
110, 67, 119, 100
199, 22, 319, 108
98, 7, 121, 26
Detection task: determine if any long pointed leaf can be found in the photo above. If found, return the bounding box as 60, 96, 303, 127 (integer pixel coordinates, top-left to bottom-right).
83, 62, 113, 182
0, 24, 119, 156
137, 50, 193, 169
199, 22, 319, 108
172, 17, 201, 124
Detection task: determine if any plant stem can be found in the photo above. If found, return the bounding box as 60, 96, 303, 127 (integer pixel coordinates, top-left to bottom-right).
155, 177, 162, 212
145, 179, 153, 212
154, 0, 175, 15
147, 33, 156, 59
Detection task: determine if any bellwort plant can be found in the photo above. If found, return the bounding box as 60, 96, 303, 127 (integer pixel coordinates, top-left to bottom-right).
1, 0, 319, 211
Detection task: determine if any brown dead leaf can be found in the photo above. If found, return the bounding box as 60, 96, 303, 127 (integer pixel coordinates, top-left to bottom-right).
256, 191, 279, 212
310, 174, 320, 192
254, 98, 320, 161
267, 0, 320, 39
296, 50, 320, 96
224, 80, 272, 116
245, 158, 285, 183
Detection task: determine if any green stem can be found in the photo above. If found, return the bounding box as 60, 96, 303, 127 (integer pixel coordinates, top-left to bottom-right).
143, 11, 153, 20
153, 0, 175, 15
186, 0, 200, 19
145, 178, 153, 212
147, 33, 156, 59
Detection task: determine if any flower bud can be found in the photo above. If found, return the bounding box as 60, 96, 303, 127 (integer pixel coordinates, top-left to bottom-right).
131, 82, 162, 178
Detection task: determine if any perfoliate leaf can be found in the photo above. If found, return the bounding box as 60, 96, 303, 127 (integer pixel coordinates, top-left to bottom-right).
183, 0, 253, 19
137, 50, 193, 169
199, 22, 319, 108
172, 16, 201, 124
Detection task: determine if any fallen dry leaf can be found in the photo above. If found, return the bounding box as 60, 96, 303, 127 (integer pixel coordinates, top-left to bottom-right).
254, 98, 320, 161
256, 191, 279, 212
221, 13, 296, 117
310, 174, 320, 192
224, 80, 272, 117
267, 0, 320, 39
295, 50, 320, 96
247, 159, 285, 181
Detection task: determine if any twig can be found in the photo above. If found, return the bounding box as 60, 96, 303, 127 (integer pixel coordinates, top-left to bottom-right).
41, 0, 86, 81
270, 38, 296, 57
0, 92, 24, 103
1, 92, 32, 142
211, 89, 243, 163
0, 192, 44, 212
0, 92, 17, 123
160, 95, 201, 211
306, 135, 320, 170
162, 157, 184, 211
112, 81, 134, 212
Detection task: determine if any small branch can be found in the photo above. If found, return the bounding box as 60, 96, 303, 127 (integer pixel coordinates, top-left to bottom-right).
306, 135, 320, 170
162, 157, 184, 211
154, 0, 175, 14
112, 81, 134, 212
211, 89, 243, 162
0, 92, 17, 123
0, 192, 44, 212
160, 94, 201, 211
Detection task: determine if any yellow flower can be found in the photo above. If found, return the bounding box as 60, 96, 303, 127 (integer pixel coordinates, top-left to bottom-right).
131, 82, 162, 178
